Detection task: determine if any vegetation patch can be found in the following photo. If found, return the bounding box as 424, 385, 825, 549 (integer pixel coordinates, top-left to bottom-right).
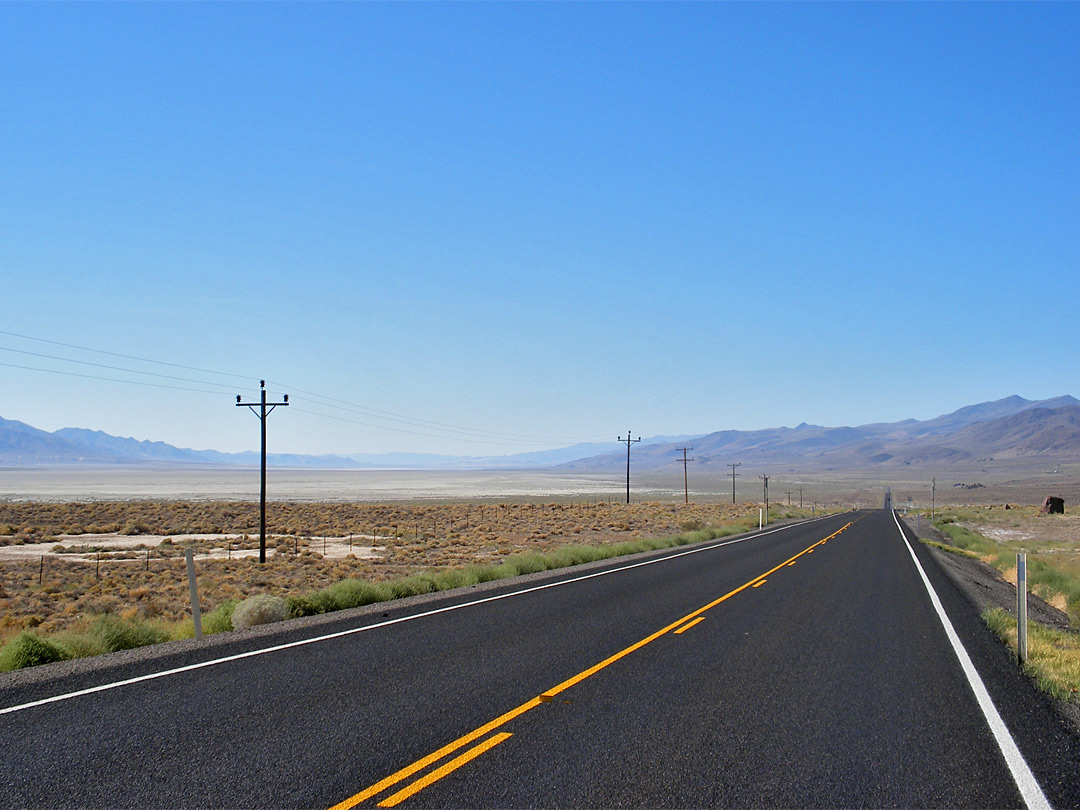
983, 608, 1080, 703
231, 595, 289, 629
933, 510, 1080, 627
920, 538, 984, 561
0, 632, 69, 671
0, 502, 770, 670
90, 615, 171, 653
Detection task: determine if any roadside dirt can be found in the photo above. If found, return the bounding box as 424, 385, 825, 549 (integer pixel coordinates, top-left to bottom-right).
0, 532, 384, 563
0, 500, 759, 638
903, 516, 1080, 734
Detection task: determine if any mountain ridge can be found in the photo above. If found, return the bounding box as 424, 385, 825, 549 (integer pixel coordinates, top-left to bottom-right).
560, 395, 1080, 471
2, 395, 1078, 470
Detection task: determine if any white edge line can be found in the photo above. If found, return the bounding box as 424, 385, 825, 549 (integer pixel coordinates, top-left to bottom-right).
891, 509, 1051, 810
1, 514, 834, 717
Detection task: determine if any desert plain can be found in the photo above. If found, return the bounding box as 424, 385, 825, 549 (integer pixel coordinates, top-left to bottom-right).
2, 463, 1079, 645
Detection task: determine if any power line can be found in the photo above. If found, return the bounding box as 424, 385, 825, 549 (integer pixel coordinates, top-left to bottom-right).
0, 329, 248, 382
0, 346, 241, 392
0, 360, 231, 396
279, 386, 602, 443
0, 328, 609, 446
288, 406, 569, 447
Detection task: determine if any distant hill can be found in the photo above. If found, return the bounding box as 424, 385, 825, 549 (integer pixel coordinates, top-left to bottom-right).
3, 396, 1078, 470
0, 417, 124, 464
0, 420, 362, 468
0, 418, 687, 469
560, 395, 1080, 471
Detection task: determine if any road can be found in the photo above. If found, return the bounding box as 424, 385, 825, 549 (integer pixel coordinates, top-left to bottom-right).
2, 510, 1078, 808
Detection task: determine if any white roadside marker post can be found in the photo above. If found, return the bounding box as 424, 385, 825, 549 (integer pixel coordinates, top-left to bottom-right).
186, 547, 203, 641
1017, 552, 1028, 664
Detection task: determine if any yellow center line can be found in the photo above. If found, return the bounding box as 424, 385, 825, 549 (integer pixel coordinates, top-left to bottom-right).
377, 733, 513, 808
330, 521, 852, 808
674, 616, 705, 635
327, 700, 540, 810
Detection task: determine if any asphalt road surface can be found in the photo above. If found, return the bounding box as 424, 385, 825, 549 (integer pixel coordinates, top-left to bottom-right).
2, 510, 1079, 809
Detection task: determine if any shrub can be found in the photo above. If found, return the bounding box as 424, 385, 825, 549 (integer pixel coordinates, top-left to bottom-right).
389, 575, 436, 600
55, 631, 102, 660
286, 591, 338, 618
202, 599, 239, 634
91, 615, 170, 652
231, 595, 290, 629
0, 632, 69, 670
325, 579, 392, 609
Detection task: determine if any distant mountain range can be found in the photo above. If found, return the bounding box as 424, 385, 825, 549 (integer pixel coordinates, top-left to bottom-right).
2, 395, 1079, 471
0, 416, 689, 469
562, 395, 1080, 471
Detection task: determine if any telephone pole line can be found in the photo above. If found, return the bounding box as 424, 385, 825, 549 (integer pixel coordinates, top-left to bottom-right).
727, 463, 741, 504
618, 431, 641, 504
676, 447, 694, 504
760, 474, 770, 523
237, 380, 289, 563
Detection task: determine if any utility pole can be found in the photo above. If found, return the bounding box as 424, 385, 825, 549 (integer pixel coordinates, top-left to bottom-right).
931, 476, 936, 522
618, 431, 641, 504
727, 463, 741, 504
785, 490, 793, 506
676, 447, 694, 504
799, 487, 803, 508
760, 475, 770, 524
237, 380, 289, 563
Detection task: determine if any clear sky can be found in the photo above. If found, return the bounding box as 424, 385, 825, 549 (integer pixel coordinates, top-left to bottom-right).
2, 2, 1077, 457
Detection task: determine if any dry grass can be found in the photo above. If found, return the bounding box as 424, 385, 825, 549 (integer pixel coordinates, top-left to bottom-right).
0, 499, 767, 643
933, 505, 1080, 627
984, 608, 1080, 703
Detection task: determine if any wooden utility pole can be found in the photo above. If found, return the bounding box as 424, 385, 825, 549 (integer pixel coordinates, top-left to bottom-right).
676, 447, 694, 504
618, 431, 641, 504
727, 463, 741, 504
237, 380, 289, 563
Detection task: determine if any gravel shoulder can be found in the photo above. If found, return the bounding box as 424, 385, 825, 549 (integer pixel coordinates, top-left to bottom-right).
901, 515, 1080, 736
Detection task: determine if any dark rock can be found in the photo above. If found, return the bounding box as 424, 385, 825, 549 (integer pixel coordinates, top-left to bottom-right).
1040, 496, 1065, 515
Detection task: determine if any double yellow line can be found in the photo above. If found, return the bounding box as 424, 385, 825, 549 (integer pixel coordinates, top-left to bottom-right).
330, 522, 852, 809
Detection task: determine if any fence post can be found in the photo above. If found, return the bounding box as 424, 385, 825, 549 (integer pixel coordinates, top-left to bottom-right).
1017, 552, 1027, 664
186, 547, 203, 641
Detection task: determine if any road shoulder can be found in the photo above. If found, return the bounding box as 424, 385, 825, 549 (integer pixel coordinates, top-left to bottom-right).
902, 515, 1080, 738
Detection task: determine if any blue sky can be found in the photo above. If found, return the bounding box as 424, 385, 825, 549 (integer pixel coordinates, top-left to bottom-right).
2, 2, 1077, 456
